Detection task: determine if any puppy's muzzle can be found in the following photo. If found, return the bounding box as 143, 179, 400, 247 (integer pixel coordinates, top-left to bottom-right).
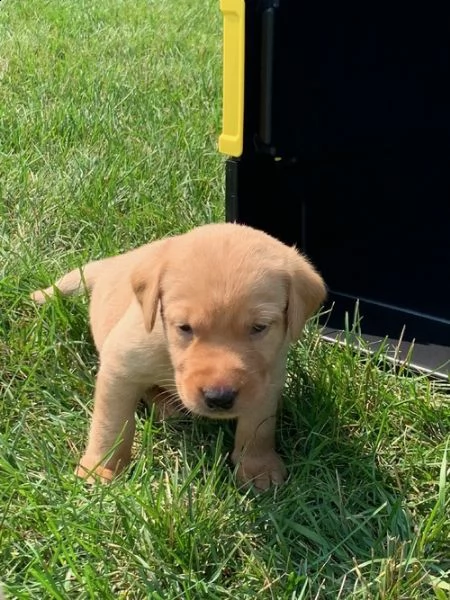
202, 387, 237, 411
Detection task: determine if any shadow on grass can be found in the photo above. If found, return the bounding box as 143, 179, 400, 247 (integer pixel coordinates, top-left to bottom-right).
257, 332, 448, 597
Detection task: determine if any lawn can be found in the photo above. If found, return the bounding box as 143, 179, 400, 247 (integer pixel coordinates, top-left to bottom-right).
0, 0, 449, 598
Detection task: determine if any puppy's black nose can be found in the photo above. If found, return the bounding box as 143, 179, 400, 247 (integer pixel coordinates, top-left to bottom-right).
202, 387, 237, 410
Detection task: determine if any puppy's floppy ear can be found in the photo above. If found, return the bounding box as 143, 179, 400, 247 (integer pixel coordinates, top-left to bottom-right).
286, 247, 327, 342
131, 241, 169, 333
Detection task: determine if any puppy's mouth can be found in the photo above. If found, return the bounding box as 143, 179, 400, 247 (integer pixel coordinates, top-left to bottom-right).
191, 406, 238, 419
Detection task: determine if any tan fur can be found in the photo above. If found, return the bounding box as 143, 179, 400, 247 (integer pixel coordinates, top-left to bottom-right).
32, 223, 326, 490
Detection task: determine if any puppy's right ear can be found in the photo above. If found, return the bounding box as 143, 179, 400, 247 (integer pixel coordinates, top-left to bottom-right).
131, 241, 168, 333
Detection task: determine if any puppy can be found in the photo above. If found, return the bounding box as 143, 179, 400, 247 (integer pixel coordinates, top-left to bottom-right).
31, 223, 326, 490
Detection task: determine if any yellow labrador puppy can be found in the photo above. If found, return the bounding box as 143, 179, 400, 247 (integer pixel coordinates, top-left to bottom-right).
32, 223, 326, 489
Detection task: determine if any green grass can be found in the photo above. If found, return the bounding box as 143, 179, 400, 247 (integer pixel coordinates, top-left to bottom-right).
1, 0, 449, 597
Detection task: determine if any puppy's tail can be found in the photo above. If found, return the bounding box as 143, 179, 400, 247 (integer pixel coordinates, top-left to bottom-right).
30, 260, 105, 304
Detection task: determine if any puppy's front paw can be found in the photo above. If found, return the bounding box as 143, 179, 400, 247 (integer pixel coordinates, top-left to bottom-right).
75, 460, 119, 484
232, 451, 287, 491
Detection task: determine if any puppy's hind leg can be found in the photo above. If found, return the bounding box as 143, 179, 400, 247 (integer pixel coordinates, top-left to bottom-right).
141, 386, 184, 420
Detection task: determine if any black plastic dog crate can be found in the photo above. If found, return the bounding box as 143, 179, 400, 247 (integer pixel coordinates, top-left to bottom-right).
219, 0, 450, 378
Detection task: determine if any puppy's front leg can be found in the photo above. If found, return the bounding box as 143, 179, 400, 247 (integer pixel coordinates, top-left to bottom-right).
76, 367, 142, 482
232, 402, 287, 491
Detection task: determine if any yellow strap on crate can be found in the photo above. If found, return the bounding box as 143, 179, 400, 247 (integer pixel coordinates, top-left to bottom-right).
219, 0, 245, 157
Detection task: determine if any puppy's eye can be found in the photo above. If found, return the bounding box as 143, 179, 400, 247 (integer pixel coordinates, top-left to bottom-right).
177, 324, 193, 335
250, 323, 268, 336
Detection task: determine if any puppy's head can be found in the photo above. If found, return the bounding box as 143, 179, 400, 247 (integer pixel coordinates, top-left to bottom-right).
132, 224, 326, 419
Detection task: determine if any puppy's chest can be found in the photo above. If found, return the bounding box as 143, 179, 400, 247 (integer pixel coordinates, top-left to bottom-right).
121, 337, 174, 386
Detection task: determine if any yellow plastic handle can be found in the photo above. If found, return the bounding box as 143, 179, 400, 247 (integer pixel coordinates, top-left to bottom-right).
219, 0, 245, 157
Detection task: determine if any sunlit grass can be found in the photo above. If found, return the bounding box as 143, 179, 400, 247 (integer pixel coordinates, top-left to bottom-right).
1, 0, 449, 597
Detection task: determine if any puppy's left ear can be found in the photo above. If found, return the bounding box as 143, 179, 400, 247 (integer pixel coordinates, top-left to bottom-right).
131, 240, 169, 333
286, 247, 327, 342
